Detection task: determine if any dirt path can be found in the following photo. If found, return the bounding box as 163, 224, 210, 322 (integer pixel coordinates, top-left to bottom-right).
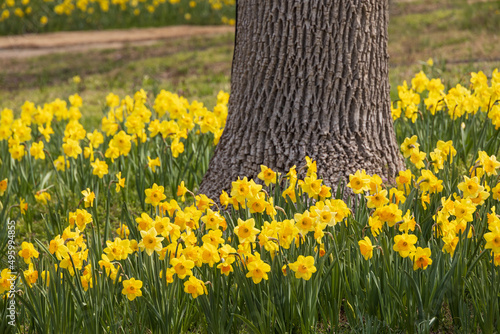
0, 25, 234, 59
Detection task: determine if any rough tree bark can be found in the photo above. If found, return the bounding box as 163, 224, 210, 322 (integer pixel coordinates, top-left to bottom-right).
199, 0, 405, 199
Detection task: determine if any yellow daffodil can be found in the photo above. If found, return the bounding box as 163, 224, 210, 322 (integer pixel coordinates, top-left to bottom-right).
122, 278, 142, 301
288, 255, 317, 280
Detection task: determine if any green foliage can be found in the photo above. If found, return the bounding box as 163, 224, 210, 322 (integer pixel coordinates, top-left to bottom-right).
0, 0, 235, 36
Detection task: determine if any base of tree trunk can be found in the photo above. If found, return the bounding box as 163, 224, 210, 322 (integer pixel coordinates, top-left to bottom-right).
199, 0, 405, 201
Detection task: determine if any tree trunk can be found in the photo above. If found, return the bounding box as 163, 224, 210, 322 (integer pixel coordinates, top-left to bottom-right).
199, 0, 405, 200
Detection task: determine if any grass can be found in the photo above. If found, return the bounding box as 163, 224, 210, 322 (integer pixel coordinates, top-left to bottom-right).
388, 0, 500, 98
0, 33, 234, 129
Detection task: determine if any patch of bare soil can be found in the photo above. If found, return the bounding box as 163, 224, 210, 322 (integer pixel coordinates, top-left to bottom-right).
0, 25, 234, 59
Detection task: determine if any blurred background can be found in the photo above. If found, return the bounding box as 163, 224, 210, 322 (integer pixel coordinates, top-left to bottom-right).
0, 0, 499, 128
